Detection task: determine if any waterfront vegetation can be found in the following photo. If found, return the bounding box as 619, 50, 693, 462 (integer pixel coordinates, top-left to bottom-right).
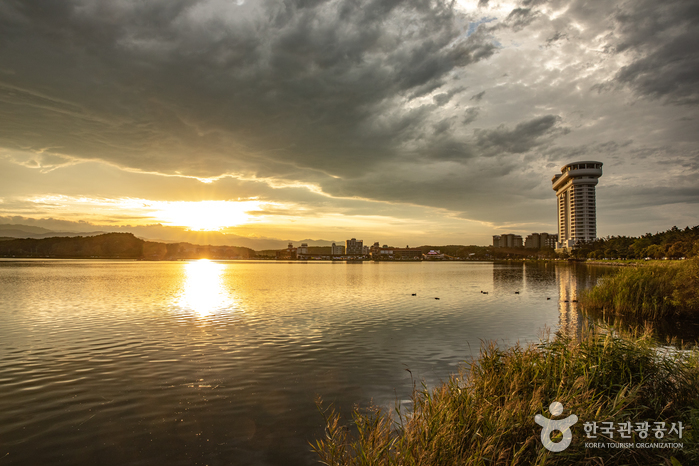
581, 257, 699, 321
313, 327, 699, 465
571, 225, 699, 260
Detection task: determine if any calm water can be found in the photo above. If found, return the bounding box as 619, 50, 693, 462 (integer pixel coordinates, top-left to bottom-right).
0, 260, 599, 465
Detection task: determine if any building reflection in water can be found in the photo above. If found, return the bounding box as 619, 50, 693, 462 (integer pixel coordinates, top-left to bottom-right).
492, 261, 556, 293
177, 259, 236, 317
492, 262, 524, 292
557, 264, 585, 336
524, 261, 556, 289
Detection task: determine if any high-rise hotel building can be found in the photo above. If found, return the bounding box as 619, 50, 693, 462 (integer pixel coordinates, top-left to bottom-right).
552, 161, 603, 250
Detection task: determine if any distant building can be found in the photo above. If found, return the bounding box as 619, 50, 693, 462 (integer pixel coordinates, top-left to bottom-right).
297, 245, 334, 259
331, 242, 345, 255
525, 233, 540, 249
524, 232, 558, 249
372, 246, 423, 260
424, 250, 444, 260
552, 161, 603, 250
345, 238, 364, 256
492, 234, 522, 248
276, 242, 297, 260
542, 233, 558, 248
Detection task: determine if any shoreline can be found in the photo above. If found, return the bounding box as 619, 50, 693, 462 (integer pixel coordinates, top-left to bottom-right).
314, 326, 699, 465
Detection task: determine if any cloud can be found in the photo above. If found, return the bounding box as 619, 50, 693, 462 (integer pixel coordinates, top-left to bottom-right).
0, 0, 697, 241
571, 0, 699, 105
474, 115, 565, 156
504, 8, 539, 32
470, 90, 485, 101
0, 0, 499, 180
614, 31, 699, 105
462, 107, 480, 125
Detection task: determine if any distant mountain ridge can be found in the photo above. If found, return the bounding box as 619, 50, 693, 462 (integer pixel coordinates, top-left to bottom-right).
0, 224, 107, 240
0, 233, 256, 259
0, 224, 55, 234
0, 223, 340, 251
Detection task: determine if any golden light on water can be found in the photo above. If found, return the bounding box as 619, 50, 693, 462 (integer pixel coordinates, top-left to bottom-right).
178, 259, 235, 316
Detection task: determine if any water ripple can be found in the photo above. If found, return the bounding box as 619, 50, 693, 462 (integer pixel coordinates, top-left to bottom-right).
0, 260, 594, 465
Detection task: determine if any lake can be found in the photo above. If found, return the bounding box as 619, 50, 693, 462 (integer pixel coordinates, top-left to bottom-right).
0, 260, 604, 465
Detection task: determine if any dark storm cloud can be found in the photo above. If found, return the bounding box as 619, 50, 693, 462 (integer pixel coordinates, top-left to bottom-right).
504, 8, 539, 32
1, 0, 698, 234
0, 0, 496, 182
474, 115, 565, 156
462, 107, 479, 125
603, 185, 699, 208
545, 31, 567, 47
470, 90, 485, 101
488, 0, 699, 105
541, 140, 634, 163
556, 0, 699, 105
614, 31, 699, 105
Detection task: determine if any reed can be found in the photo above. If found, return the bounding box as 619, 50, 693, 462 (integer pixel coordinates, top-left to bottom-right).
581, 258, 699, 320
312, 327, 699, 465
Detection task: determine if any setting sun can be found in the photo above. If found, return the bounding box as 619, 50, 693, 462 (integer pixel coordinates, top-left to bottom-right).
153, 200, 261, 231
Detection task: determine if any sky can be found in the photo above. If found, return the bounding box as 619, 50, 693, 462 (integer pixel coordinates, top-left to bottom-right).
0, 0, 697, 249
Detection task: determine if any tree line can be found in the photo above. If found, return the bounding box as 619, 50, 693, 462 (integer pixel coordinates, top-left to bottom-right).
0, 233, 256, 260
571, 225, 699, 260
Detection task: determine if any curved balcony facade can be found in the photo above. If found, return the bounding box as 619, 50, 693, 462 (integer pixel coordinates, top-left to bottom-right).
552, 161, 603, 250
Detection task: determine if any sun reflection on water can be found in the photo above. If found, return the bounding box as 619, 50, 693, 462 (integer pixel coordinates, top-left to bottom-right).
177, 259, 235, 316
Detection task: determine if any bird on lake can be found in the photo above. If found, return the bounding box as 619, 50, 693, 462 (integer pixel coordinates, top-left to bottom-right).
515, 291, 520, 294
411, 293, 416, 296
435, 297, 440, 300
546, 297, 551, 300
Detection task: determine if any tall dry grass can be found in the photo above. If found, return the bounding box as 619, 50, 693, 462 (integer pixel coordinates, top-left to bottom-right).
580, 257, 699, 320
312, 328, 699, 465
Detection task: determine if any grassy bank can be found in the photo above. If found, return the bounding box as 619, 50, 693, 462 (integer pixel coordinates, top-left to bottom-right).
581, 258, 699, 320
313, 328, 699, 465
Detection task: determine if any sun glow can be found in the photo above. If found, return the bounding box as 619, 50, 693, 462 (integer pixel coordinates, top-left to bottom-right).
177, 259, 235, 316
153, 200, 262, 231
23, 195, 268, 230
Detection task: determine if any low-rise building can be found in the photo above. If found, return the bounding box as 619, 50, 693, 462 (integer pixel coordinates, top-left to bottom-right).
371, 246, 423, 260
276, 242, 297, 260
297, 246, 334, 260
424, 249, 445, 260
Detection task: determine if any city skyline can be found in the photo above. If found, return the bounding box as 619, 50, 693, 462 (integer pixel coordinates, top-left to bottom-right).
1, 0, 698, 248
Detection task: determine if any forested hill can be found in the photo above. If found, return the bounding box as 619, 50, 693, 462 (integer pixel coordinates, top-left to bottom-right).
0, 233, 256, 260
